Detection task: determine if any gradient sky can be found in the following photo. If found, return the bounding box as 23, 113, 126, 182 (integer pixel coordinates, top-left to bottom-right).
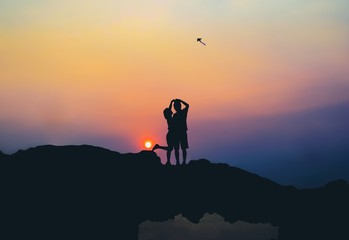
1, 0, 349, 187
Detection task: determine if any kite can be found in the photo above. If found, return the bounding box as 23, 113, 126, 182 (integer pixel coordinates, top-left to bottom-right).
197, 38, 206, 46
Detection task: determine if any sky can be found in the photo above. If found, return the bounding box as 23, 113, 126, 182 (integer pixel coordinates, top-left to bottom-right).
1, 0, 349, 187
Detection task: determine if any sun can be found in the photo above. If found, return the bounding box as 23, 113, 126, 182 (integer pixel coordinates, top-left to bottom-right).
145, 140, 152, 149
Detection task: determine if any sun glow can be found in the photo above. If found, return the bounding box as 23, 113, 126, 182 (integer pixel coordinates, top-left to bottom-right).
145, 140, 152, 149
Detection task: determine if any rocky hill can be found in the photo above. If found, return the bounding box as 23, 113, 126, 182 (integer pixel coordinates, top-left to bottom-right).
1, 145, 348, 239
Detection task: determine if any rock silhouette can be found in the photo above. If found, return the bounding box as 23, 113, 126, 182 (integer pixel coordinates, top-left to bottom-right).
1, 145, 348, 240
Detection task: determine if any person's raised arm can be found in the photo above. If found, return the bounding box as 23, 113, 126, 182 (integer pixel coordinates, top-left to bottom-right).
169, 99, 175, 109
176, 99, 189, 109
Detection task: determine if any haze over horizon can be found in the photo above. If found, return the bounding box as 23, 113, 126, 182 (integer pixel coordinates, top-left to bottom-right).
1, 0, 349, 187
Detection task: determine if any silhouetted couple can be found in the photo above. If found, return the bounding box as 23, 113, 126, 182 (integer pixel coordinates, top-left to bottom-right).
153, 99, 189, 166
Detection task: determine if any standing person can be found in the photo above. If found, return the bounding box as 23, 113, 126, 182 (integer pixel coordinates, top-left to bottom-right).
152, 100, 175, 165
172, 98, 189, 165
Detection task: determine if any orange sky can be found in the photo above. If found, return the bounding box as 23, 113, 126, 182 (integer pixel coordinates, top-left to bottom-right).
1, 0, 349, 162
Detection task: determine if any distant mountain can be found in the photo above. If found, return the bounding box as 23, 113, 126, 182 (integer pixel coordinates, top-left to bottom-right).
1, 145, 348, 240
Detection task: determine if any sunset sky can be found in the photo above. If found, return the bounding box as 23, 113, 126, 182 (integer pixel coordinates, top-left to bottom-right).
1, 0, 349, 187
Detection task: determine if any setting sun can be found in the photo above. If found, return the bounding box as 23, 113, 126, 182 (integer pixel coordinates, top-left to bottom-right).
145, 141, 152, 149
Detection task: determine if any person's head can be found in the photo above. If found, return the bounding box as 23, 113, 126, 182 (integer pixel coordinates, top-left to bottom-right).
174, 100, 181, 112
163, 108, 172, 120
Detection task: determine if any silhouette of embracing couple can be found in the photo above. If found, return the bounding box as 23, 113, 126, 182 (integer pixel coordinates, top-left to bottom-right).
153, 99, 189, 166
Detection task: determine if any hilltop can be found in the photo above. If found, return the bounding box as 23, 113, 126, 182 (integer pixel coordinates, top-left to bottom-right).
1, 145, 348, 240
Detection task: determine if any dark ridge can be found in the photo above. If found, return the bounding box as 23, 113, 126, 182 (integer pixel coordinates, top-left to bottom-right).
0, 150, 5, 159
12, 144, 121, 160
1, 145, 348, 240
325, 179, 349, 188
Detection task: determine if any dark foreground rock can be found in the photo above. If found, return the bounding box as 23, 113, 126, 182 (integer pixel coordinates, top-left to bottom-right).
1, 145, 348, 239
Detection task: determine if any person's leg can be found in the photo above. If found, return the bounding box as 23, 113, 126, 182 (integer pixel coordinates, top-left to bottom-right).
152, 144, 168, 151
166, 150, 171, 165
182, 149, 187, 165
173, 133, 180, 165
180, 131, 189, 165
152, 144, 159, 151
166, 133, 174, 165
175, 149, 180, 165
153, 132, 172, 151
